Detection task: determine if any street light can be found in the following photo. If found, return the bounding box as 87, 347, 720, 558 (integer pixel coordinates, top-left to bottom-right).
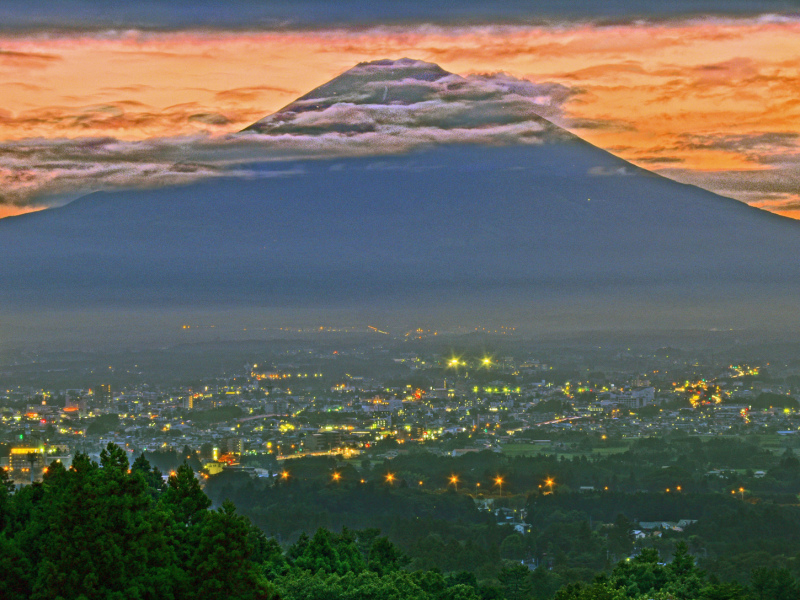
449, 474, 459, 491
475, 482, 481, 496
495, 476, 504, 497
332, 472, 341, 483
280, 470, 289, 481
385, 473, 395, 485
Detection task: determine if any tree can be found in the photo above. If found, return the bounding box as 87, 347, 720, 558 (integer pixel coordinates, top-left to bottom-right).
131, 452, 166, 497
369, 536, 406, 575
293, 528, 365, 575
0, 534, 32, 600
750, 567, 799, 600
0, 467, 14, 531
553, 582, 626, 600
161, 463, 211, 526
607, 514, 634, 558
498, 562, 534, 600
501, 533, 526, 560
192, 500, 277, 600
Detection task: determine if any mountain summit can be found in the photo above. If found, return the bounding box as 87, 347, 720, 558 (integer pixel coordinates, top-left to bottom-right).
1, 60, 800, 346
243, 58, 571, 141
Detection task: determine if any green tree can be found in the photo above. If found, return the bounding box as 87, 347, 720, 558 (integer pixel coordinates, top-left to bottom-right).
161, 462, 211, 525
501, 533, 527, 560
750, 567, 799, 600
369, 536, 406, 575
192, 500, 277, 600
498, 562, 534, 600
607, 514, 634, 559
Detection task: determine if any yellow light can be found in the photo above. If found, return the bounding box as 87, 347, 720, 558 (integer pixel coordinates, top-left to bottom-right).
281, 471, 289, 480
332, 472, 341, 482
385, 473, 395, 484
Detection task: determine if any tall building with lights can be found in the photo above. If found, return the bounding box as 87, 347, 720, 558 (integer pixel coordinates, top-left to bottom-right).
95, 384, 112, 407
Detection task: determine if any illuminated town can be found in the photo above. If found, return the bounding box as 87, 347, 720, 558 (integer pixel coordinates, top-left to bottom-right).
2, 335, 797, 487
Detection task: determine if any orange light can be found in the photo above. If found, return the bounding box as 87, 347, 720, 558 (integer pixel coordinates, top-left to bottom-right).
385, 473, 395, 484
281, 471, 289, 480
332, 472, 341, 482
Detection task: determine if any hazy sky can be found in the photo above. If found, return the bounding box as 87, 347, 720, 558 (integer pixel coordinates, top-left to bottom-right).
1, 3, 799, 218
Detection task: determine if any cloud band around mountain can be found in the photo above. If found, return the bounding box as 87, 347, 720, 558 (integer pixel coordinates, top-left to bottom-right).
0, 62, 577, 211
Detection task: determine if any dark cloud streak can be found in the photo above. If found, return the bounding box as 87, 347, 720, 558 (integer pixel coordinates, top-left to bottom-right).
0, 0, 798, 31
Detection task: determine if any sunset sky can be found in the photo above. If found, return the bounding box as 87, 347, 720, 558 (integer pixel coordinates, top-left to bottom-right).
1, 3, 799, 219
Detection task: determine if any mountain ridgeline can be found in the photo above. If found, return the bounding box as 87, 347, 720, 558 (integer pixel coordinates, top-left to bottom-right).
1, 59, 799, 346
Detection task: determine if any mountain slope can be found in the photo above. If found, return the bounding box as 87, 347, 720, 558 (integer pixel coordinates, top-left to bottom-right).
1, 60, 799, 344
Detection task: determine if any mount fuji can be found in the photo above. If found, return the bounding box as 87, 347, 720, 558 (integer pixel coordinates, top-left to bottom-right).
2, 59, 799, 346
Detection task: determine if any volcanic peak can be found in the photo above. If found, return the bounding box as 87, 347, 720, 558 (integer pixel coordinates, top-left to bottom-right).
242, 58, 568, 138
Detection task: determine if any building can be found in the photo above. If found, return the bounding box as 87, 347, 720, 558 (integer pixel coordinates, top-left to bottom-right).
95, 384, 112, 407
305, 430, 343, 452
223, 437, 244, 455
9, 445, 46, 483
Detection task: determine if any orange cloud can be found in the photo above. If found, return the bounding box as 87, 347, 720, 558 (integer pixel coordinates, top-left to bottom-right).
0, 18, 799, 217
